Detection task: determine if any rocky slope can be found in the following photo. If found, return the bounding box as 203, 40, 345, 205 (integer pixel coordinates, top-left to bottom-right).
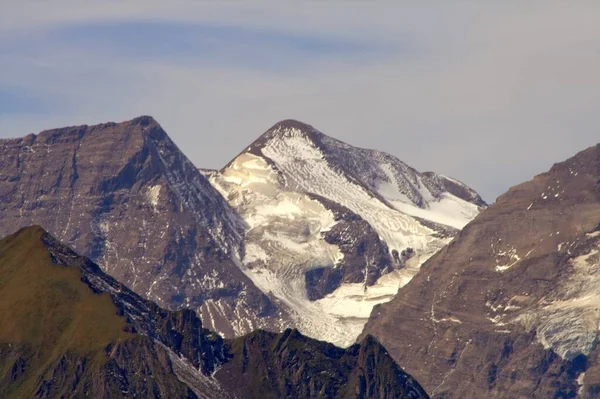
0, 226, 429, 399
208, 119, 485, 345
361, 144, 600, 398
0, 116, 287, 337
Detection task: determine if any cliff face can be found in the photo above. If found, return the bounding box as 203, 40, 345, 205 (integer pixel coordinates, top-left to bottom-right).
0, 226, 428, 399
0, 116, 287, 337
362, 144, 600, 398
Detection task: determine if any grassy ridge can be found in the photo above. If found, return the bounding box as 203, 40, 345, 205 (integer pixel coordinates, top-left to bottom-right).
0, 226, 131, 398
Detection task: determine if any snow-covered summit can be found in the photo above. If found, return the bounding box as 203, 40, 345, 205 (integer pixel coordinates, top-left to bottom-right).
239, 119, 485, 229
208, 120, 485, 346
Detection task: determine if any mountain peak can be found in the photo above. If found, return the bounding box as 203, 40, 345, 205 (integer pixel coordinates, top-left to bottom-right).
259, 118, 322, 144
221, 119, 324, 170
268, 119, 316, 133
0, 116, 260, 338
129, 114, 159, 127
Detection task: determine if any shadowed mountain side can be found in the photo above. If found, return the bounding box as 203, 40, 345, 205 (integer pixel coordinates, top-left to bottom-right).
0, 226, 429, 398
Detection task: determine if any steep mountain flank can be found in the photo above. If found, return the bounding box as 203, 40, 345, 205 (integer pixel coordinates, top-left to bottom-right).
0, 226, 428, 399
0, 117, 287, 337
0, 226, 221, 398
362, 144, 600, 398
209, 119, 485, 345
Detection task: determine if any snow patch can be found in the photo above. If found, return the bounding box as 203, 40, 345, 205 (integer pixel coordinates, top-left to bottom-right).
147, 185, 161, 210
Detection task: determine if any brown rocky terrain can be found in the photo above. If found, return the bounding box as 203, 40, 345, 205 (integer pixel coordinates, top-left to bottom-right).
362, 144, 600, 398
0, 116, 290, 337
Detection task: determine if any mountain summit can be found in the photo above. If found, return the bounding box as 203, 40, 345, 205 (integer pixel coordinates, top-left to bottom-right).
209, 120, 486, 345
254, 119, 486, 210
0, 116, 287, 337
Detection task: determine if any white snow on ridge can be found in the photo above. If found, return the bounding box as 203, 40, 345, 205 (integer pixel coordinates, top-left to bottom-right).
485, 240, 600, 361
532, 246, 600, 360
375, 165, 479, 229
389, 193, 479, 230
207, 125, 482, 346
261, 131, 444, 257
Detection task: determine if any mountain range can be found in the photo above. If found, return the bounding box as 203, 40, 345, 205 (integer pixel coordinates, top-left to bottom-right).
2, 115, 597, 398
0, 116, 484, 346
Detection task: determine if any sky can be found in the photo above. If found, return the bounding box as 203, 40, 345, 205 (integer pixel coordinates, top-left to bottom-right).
1, 2, 600, 202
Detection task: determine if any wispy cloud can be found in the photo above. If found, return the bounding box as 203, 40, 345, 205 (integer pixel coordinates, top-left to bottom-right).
44, 21, 394, 71
1, 2, 600, 202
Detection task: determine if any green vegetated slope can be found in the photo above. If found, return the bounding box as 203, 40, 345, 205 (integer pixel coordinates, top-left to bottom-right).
0, 226, 195, 399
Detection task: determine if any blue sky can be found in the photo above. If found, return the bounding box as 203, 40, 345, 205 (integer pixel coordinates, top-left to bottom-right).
2, 2, 600, 202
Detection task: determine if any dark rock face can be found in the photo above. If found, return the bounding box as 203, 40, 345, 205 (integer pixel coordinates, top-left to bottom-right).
304, 194, 394, 300
362, 144, 600, 398
0, 116, 286, 337
0, 226, 428, 399
215, 329, 429, 399
0, 340, 199, 399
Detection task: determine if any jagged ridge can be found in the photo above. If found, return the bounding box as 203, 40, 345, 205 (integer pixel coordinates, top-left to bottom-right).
0, 226, 429, 399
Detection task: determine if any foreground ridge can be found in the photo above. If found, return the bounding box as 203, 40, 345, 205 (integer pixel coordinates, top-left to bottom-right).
0, 226, 429, 398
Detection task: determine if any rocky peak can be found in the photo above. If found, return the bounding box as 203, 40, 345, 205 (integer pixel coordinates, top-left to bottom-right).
0, 116, 289, 339
224, 119, 322, 171
216, 327, 429, 399
268, 118, 317, 133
